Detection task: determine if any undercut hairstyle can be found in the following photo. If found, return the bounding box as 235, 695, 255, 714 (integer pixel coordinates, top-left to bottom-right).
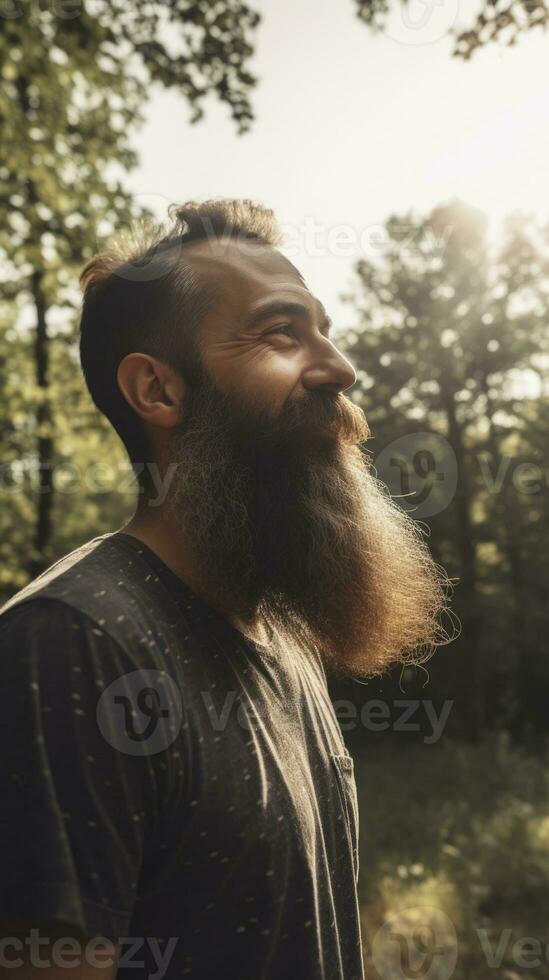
78, 198, 283, 488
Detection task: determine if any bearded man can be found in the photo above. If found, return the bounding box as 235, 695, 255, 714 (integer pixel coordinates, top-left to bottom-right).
0, 199, 448, 980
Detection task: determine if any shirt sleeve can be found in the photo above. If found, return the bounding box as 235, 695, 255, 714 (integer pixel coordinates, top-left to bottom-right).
0, 597, 174, 943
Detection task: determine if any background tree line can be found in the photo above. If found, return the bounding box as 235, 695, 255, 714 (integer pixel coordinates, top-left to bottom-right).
3, 5, 549, 971
336, 199, 549, 746
2, 1, 548, 745
3, 192, 548, 742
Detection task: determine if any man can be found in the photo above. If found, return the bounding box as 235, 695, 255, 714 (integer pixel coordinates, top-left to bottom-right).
0, 199, 449, 979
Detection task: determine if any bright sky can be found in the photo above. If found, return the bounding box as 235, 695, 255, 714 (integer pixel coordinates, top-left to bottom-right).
127, 0, 549, 331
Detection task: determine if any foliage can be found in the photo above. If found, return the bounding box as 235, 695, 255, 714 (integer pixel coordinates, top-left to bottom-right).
355, 737, 549, 979
0, 0, 260, 580
338, 199, 549, 737
353, 0, 549, 58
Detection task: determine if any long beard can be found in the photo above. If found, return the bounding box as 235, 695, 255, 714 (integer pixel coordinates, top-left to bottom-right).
164, 371, 450, 678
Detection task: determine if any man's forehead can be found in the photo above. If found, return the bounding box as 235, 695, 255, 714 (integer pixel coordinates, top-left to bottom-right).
183, 235, 316, 320
183, 235, 299, 280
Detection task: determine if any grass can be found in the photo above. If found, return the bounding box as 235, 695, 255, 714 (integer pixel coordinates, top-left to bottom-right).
353, 734, 549, 979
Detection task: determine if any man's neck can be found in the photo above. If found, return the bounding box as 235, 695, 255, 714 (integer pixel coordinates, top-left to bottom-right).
119, 509, 270, 645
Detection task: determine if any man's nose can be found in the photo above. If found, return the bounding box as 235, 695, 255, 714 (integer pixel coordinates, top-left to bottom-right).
300, 341, 357, 394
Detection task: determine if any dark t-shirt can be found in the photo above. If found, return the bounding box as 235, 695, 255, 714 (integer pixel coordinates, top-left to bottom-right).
0, 531, 364, 980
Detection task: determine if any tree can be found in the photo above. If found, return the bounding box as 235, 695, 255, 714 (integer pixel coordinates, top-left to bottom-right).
338, 199, 549, 739
0, 0, 260, 575
353, 0, 549, 58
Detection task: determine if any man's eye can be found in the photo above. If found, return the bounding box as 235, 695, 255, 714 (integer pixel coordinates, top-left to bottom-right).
266, 323, 294, 338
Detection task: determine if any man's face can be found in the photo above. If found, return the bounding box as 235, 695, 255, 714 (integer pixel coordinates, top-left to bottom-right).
164, 236, 448, 679
182, 237, 357, 420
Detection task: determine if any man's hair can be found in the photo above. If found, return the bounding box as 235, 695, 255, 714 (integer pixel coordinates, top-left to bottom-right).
78, 198, 282, 481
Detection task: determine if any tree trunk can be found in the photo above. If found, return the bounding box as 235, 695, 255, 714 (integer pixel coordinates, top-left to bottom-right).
480, 378, 539, 741
443, 392, 485, 739
15, 75, 55, 578
28, 269, 54, 578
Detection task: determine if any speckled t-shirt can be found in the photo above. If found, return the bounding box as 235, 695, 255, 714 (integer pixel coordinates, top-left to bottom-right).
0, 531, 364, 980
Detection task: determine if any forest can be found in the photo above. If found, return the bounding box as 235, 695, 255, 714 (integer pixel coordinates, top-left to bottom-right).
2, 2, 549, 977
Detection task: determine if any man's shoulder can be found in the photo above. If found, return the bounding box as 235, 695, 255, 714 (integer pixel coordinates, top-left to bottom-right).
0, 532, 175, 657
0, 532, 123, 622
0, 532, 192, 669
0, 532, 189, 680
0, 594, 113, 674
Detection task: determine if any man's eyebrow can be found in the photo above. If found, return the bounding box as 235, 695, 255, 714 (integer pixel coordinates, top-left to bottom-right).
246, 300, 333, 334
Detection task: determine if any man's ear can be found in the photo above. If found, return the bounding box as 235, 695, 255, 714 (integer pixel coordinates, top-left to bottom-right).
117, 353, 185, 430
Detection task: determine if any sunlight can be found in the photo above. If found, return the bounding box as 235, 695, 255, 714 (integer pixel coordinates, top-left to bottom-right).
429, 86, 549, 220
